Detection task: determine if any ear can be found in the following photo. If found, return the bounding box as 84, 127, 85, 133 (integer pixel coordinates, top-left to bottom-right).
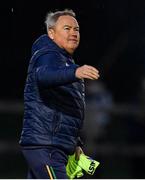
48, 29, 54, 40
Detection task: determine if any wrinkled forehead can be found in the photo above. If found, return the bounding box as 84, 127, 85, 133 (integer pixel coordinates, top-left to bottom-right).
55, 15, 79, 28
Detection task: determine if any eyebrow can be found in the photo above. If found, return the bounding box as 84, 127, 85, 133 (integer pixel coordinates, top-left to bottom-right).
64, 25, 80, 29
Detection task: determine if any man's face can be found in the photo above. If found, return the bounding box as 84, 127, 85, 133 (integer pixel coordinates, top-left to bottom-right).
49, 15, 80, 54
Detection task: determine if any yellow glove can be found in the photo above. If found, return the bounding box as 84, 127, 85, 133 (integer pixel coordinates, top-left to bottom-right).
78, 154, 100, 175
66, 153, 100, 179
66, 154, 83, 179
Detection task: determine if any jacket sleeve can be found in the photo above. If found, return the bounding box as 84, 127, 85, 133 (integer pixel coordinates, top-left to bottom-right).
35, 52, 79, 87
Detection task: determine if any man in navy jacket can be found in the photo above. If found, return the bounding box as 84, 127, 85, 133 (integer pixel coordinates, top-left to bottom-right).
19, 9, 100, 179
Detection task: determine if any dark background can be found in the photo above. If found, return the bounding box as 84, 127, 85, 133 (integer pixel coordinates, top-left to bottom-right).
0, 0, 145, 178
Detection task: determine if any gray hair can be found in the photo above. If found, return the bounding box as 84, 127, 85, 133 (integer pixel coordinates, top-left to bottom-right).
45, 9, 76, 32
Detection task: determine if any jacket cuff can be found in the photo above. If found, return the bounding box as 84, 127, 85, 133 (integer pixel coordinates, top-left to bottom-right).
71, 64, 79, 81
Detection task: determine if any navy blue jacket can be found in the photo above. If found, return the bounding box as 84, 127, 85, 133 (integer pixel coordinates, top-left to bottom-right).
19, 34, 85, 154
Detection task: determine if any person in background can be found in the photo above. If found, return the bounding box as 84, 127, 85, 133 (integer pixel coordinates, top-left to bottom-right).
19, 9, 100, 179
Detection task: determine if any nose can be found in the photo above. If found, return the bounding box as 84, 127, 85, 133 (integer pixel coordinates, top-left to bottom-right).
71, 34, 77, 38
70, 29, 78, 37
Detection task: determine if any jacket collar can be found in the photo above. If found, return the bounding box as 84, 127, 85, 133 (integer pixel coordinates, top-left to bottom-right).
31, 34, 72, 58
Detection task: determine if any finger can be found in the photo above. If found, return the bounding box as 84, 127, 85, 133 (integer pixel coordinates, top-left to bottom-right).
86, 66, 99, 73
75, 153, 79, 160
83, 74, 94, 80
83, 68, 98, 77
89, 70, 99, 77
83, 73, 97, 80
75, 147, 83, 160
85, 71, 100, 79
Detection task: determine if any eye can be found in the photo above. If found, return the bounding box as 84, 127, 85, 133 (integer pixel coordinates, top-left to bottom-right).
64, 27, 70, 30
75, 28, 79, 32
74, 28, 80, 32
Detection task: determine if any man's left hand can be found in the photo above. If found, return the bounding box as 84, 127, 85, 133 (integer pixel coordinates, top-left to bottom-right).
75, 146, 84, 160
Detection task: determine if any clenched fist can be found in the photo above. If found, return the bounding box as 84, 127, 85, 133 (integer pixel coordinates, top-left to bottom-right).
75, 65, 100, 80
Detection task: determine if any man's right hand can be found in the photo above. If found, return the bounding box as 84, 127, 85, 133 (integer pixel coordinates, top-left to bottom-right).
75, 65, 100, 80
